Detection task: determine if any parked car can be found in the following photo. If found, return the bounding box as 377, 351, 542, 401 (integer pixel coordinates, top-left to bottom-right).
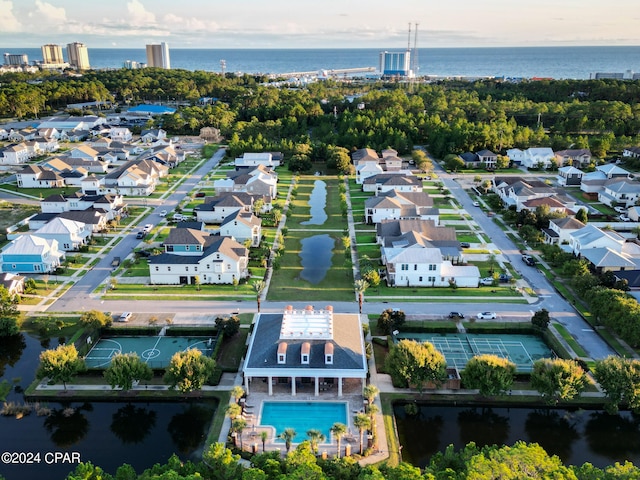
143, 224, 153, 232
619, 214, 631, 222
460, 242, 471, 248
195, 192, 206, 197
499, 273, 512, 283
136, 231, 146, 239
480, 277, 495, 286
477, 312, 497, 320
522, 255, 536, 266
472, 201, 480, 207
448, 312, 465, 319
118, 312, 132, 322
614, 206, 626, 214
159, 209, 168, 217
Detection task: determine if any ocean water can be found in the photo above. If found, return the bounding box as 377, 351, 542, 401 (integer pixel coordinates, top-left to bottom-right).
3, 46, 640, 79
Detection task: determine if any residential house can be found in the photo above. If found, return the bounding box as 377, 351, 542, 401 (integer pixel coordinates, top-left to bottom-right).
556, 166, 583, 186
37, 127, 61, 140
242, 305, 367, 397
137, 144, 185, 168
492, 176, 556, 210
355, 161, 384, 184
140, 128, 167, 144
148, 231, 249, 285
542, 217, 586, 245
58, 210, 108, 232
520, 196, 575, 215
580, 164, 631, 197
41, 192, 125, 221
622, 147, 640, 159
109, 127, 133, 142
1, 234, 65, 273
16, 165, 64, 188
218, 211, 262, 247
598, 178, 640, 208
0, 128, 9, 141
580, 246, 640, 274
0, 272, 25, 297
382, 246, 480, 288
35, 217, 91, 251
569, 224, 626, 256
507, 147, 555, 169
93, 159, 168, 196
477, 149, 498, 170
362, 174, 423, 194
554, 149, 592, 168
627, 206, 640, 222
459, 152, 480, 168
234, 152, 281, 169
69, 145, 99, 161
195, 192, 262, 224
0, 143, 31, 164
215, 166, 278, 198
364, 191, 438, 224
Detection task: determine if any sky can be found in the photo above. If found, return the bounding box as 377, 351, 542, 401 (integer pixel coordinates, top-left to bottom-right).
0, 0, 639, 49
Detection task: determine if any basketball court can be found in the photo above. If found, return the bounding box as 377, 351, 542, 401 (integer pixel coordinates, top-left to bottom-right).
84, 336, 216, 369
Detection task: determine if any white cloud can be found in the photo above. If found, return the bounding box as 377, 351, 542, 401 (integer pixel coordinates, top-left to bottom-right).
0, 0, 22, 32
127, 0, 156, 26
162, 13, 210, 33
33, 0, 66, 22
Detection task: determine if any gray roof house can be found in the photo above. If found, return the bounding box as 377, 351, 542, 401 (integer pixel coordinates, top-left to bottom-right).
242, 306, 367, 397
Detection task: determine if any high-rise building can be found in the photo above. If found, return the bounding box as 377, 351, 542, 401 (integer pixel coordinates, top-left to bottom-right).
67, 42, 90, 70
41, 44, 64, 64
379, 50, 413, 78
146, 42, 170, 69
3, 53, 28, 65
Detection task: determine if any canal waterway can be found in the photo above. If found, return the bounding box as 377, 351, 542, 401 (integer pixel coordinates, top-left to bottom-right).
395, 403, 640, 469
0, 333, 217, 480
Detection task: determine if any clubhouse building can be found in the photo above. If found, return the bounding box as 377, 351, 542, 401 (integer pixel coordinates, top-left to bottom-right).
242, 306, 367, 397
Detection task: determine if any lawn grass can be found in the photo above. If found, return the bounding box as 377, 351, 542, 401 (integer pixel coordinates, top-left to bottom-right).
367, 283, 521, 299
552, 322, 588, 357
216, 330, 249, 371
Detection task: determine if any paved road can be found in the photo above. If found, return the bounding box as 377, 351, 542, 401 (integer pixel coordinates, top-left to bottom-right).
51, 147, 227, 311
432, 159, 615, 360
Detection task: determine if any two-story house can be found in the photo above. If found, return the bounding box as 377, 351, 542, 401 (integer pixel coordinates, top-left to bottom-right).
1, 234, 65, 274
218, 211, 262, 247
542, 217, 586, 245
364, 191, 438, 224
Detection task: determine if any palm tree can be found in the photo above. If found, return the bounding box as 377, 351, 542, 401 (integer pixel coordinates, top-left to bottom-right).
260, 431, 268, 452
225, 403, 242, 420
363, 384, 379, 406
354, 279, 369, 314
353, 413, 371, 455
366, 403, 379, 449
279, 427, 296, 454
306, 429, 325, 454
330, 422, 347, 458
252, 280, 266, 313
231, 385, 245, 404
231, 418, 247, 449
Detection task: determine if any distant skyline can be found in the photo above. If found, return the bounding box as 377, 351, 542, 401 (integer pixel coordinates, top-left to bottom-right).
0, 0, 639, 50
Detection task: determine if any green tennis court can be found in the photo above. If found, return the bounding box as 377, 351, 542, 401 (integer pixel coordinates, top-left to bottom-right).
84, 336, 216, 369
396, 333, 553, 372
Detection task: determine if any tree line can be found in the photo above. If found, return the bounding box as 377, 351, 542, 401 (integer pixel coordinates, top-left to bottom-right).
1, 70, 639, 169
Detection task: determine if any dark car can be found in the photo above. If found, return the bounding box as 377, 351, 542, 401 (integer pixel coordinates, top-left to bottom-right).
136, 231, 146, 239
460, 242, 471, 248
499, 273, 512, 283
195, 192, 206, 197
522, 255, 536, 266
448, 312, 464, 319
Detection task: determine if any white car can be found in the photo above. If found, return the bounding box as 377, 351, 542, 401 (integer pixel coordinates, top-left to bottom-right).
159, 210, 167, 217
479, 277, 494, 286
472, 201, 480, 207
143, 223, 153, 232
614, 206, 626, 214
619, 214, 631, 222
477, 312, 497, 320
118, 312, 132, 322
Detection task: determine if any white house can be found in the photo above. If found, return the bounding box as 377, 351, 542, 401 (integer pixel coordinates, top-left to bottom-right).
362, 173, 423, 194
69, 145, 99, 161
242, 305, 367, 397
556, 166, 583, 187
148, 233, 249, 285
508, 147, 555, 169
195, 193, 257, 224
364, 191, 438, 224
598, 178, 640, 208
234, 152, 281, 169
16, 165, 64, 188
218, 211, 262, 247
35, 217, 91, 251
543, 217, 586, 245
109, 127, 133, 142
569, 225, 626, 256
0, 143, 31, 164
382, 246, 480, 288
214, 166, 278, 198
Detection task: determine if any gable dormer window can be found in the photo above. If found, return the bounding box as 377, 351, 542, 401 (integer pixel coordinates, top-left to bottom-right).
301, 342, 310, 365
277, 342, 287, 364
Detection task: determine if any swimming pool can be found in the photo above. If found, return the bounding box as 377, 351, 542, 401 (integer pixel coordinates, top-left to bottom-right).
259, 401, 348, 443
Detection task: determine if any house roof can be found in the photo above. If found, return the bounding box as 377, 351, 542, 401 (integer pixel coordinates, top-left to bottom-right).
2, 234, 58, 256
555, 149, 591, 157
164, 228, 211, 246
580, 247, 639, 269
220, 210, 261, 228
551, 217, 586, 230
363, 174, 421, 187
243, 310, 366, 373
558, 166, 583, 175
36, 217, 85, 235
149, 236, 248, 265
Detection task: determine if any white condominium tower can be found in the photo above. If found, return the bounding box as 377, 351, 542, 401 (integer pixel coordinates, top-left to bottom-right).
146, 42, 171, 69
41, 44, 64, 64
67, 42, 90, 70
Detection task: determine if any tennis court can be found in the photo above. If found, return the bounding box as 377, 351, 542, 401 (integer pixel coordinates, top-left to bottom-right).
396, 333, 553, 372
84, 336, 216, 369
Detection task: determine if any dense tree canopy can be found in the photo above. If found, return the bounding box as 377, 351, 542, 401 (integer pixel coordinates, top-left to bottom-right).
385, 339, 447, 391
36, 344, 86, 390
461, 354, 516, 396
530, 358, 587, 404
104, 353, 153, 391
163, 349, 216, 393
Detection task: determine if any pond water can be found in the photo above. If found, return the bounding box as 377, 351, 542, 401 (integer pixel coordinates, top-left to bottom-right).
395, 403, 640, 469
0, 334, 217, 480
300, 180, 328, 226
299, 234, 335, 284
